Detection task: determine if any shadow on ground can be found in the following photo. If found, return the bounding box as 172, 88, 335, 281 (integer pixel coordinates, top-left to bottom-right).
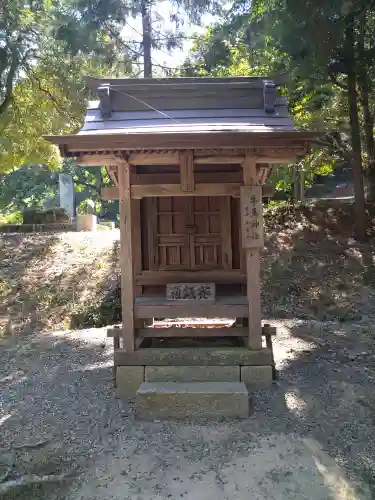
1, 320, 375, 499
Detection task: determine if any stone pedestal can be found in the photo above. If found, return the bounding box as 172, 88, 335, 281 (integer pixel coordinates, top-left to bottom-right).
77, 214, 97, 232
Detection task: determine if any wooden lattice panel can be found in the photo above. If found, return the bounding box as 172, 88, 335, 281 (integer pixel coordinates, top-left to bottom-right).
146, 196, 233, 272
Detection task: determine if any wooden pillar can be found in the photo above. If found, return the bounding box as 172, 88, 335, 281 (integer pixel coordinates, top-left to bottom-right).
241, 156, 263, 349
132, 198, 146, 329
118, 159, 135, 352
180, 150, 194, 192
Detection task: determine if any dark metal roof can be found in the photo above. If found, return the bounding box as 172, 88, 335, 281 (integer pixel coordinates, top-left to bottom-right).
77, 76, 295, 136
45, 76, 316, 153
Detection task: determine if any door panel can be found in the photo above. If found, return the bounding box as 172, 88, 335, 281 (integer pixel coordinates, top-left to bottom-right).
145, 196, 233, 271
190, 197, 224, 270
152, 197, 190, 270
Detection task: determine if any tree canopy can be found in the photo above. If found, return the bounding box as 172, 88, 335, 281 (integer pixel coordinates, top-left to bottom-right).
180, 0, 375, 238
0, 0, 219, 173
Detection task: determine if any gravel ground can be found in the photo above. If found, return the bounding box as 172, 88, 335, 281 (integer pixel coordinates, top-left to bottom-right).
1, 320, 375, 499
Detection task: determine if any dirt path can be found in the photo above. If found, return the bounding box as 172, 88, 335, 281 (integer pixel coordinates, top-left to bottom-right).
1, 321, 375, 499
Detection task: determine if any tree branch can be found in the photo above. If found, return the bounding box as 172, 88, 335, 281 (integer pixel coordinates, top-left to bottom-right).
103, 23, 143, 58
0, 45, 19, 116
328, 72, 347, 90
74, 180, 99, 192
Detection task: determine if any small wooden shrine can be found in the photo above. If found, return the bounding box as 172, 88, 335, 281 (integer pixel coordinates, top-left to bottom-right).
46, 76, 313, 396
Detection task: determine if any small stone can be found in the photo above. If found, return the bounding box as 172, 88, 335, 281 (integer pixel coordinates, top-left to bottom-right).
0, 452, 16, 467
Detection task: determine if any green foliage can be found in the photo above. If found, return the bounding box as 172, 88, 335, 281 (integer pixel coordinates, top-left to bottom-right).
0, 0, 135, 173
0, 0, 222, 173
181, 0, 375, 199
0, 210, 23, 224
77, 198, 101, 215
0, 161, 111, 217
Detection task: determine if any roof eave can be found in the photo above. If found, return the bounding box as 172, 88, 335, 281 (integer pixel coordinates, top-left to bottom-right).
44, 129, 318, 154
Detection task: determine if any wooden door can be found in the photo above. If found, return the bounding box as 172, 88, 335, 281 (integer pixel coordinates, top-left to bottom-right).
147, 196, 190, 270
189, 197, 232, 270
146, 196, 232, 271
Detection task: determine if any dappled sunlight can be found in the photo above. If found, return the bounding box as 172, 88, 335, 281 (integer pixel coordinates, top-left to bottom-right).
50, 327, 110, 345
284, 390, 309, 417
0, 371, 28, 385
0, 413, 13, 427
304, 438, 366, 500
73, 360, 113, 372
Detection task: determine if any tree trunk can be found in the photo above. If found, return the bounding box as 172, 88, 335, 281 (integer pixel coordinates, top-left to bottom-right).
292, 164, 299, 201
346, 19, 366, 241
299, 166, 305, 203
141, 0, 152, 78
95, 167, 103, 191
357, 21, 375, 200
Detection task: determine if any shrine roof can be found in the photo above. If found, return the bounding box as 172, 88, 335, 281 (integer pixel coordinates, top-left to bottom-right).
45, 76, 316, 153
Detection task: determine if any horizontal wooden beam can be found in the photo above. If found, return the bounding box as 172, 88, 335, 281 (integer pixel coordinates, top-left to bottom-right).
194, 155, 244, 164
75, 154, 118, 166
134, 296, 248, 319
75, 151, 302, 168
126, 151, 298, 166
114, 346, 273, 366
138, 327, 246, 338
136, 270, 246, 285
128, 152, 179, 165
131, 172, 243, 185
108, 325, 276, 338
132, 182, 241, 198
101, 184, 274, 200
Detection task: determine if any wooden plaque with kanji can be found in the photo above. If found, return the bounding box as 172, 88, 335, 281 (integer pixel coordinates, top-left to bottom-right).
240, 185, 264, 248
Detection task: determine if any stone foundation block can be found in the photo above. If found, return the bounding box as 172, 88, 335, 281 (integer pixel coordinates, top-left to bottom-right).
241, 365, 273, 387
145, 365, 240, 383
116, 366, 144, 398
136, 382, 249, 420
77, 214, 97, 232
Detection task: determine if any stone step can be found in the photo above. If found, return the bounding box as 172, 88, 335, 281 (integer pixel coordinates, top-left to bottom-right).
136, 382, 249, 420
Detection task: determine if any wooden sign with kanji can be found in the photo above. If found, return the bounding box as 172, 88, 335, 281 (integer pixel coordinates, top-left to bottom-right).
240, 185, 264, 248
166, 283, 215, 301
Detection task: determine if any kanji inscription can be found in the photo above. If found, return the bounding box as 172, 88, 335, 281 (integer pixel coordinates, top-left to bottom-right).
240, 185, 264, 248
166, 283, 215, 301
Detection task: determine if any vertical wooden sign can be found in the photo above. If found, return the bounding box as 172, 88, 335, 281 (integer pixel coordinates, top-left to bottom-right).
240, 185, 264, 248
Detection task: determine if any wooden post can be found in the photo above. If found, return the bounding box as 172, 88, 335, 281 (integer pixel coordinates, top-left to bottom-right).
180, 150, 194, 192
132, 198, 145, 329
118, 159, 135, 352
242, 156, 263, 350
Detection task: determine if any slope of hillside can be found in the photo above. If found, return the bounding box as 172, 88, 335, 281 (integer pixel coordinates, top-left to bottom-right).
1, 201, 375, 336
0, 231, 120, 336
262, 201, 375, 321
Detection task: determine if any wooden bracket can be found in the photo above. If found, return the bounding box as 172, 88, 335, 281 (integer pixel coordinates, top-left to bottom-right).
106, 166, 119, 186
